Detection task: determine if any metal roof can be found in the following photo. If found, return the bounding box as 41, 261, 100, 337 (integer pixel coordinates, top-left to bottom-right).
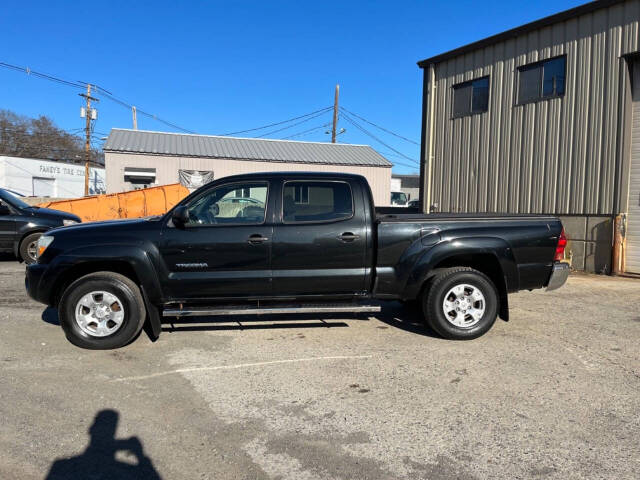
104, 129, 392, 168
417, 0, 624, 67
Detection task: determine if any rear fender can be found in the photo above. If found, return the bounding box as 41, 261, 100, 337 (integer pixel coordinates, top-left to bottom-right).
403, 237, 518, 319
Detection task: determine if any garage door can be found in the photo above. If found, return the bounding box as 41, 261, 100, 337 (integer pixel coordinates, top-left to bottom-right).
32, 177, 55, 197
628, 63, 640, 273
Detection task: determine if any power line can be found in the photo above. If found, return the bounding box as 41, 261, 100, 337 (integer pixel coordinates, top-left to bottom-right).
384, 158, 421, 170
92, 86, 195, 134
340, 107, 420, 146
281, 122, 333, 140
339, 111, 419, 165
217, 106, 333, 136
0, 62, 85, 90
0, 125, 84, 135
0, 61, 195, 134
255, 109, 332, 138
377, 150, 422, 166
0, 131, 87, 145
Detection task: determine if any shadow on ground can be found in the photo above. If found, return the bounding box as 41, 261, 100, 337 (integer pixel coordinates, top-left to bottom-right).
42, 302, 441, 338
372, 303, 441, 338
161, 302, 441, 338
45, 409, 161, 479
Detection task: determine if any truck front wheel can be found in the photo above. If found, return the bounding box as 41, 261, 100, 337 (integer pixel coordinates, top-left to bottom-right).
58, 272, 146, 349
422, 267, 498, 340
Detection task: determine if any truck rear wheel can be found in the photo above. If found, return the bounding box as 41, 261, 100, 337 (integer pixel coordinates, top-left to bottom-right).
422, 267, 498, 340
58, 272, 146, 349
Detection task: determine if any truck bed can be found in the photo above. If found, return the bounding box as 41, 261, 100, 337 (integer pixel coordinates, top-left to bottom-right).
373, 208, 562, 300
375, 207, 558, 221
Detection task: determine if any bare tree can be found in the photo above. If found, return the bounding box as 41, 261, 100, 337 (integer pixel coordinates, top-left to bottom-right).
0, 110, 103, 165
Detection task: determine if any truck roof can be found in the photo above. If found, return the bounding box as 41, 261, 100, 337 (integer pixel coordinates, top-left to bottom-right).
211, 171, 368, 182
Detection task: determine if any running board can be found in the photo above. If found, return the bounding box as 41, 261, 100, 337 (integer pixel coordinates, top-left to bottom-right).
162, 304, 381, 318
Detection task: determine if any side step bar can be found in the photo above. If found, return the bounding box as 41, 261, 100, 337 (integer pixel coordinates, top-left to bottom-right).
162, 304, 381, 318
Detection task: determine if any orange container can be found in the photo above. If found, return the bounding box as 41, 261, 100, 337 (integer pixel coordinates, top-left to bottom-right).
38, 183, 190, 223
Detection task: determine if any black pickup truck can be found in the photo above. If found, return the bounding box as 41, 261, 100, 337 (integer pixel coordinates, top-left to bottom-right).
0, 188, 81, 264
26, 172, 569, 349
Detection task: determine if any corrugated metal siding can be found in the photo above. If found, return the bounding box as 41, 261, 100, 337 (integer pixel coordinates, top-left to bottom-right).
104, 152, 392, 206
626, 61, 640, 272
426, 0, 640, 214
104, 129, 392, 168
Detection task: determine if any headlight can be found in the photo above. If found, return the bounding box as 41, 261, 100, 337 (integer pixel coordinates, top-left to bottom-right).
37, 235, 54, 258
63, 219, 78, 226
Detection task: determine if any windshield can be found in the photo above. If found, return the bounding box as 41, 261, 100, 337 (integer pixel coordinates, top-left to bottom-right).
390, 192, 407, 205
0, 188, 30, 209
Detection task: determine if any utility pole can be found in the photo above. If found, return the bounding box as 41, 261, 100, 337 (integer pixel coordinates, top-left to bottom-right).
331, 84, 339, 143
79, 84, 99, 196
132, 106, 138, 130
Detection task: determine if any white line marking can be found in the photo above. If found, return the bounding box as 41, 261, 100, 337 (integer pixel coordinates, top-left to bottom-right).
112, 355, 372, 382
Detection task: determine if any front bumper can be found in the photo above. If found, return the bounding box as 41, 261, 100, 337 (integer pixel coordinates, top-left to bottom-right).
546, 262, 570, 291
25, 263, 51, 305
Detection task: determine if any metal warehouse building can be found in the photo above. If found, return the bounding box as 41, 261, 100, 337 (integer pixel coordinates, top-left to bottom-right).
103, 129, 392, 206
418, 0, 640, 274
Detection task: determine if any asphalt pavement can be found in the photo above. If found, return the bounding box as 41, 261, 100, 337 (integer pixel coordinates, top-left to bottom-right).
0, 259, 638, 479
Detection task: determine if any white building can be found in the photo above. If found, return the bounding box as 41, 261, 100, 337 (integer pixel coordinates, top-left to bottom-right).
103, 129, 393, 206
0, 155, 105, 198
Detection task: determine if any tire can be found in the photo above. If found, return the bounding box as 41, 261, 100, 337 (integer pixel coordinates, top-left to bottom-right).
58, 272, 146, 349
19, 232, 42, 264
422, 267, 498, 340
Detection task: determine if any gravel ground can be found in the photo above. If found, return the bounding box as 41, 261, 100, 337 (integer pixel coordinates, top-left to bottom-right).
0, 259, 638, 480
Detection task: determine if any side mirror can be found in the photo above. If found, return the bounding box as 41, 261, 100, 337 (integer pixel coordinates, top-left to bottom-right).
0, 203, 10, 216
171, 205, 190, 228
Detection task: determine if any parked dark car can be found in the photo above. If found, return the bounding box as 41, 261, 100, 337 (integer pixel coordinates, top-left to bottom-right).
26, 172, 569, 349
0, 188, 81, 264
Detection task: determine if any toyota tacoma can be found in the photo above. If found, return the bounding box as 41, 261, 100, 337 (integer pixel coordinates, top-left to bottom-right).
26, 172, 569, 349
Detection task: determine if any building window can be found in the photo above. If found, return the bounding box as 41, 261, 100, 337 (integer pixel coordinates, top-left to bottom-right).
452, 76, 489, 118
517, 56, 566, 104
124, 167, 156, 189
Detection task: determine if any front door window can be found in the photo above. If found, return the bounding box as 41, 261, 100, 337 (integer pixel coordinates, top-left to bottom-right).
186, 182, 268, 226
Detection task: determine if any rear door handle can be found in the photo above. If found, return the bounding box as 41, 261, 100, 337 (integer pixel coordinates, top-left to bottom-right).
248, 234, 269, 244
338, 232, 360, 242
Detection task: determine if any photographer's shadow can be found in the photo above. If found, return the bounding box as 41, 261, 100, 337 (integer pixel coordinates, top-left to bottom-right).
46, 409, 161, 479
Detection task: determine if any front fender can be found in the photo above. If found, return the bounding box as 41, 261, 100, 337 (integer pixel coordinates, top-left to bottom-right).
402, 236, 519, 300
41, 243, 164, 304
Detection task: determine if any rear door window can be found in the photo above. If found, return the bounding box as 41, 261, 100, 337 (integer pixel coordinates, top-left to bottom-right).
282, 181, 353, 223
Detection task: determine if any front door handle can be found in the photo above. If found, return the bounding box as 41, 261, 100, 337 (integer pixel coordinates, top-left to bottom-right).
248, 234, 269, 244
338, 232, 360, 242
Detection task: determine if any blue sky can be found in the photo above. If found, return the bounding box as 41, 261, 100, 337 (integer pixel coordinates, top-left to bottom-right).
1, 0, 583, 174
